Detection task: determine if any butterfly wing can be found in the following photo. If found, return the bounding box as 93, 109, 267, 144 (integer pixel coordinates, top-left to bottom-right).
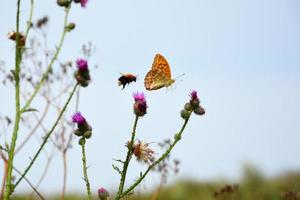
151, 54, 172, 79
144, 69, 171, 90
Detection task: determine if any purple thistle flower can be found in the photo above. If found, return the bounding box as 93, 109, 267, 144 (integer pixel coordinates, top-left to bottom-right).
133, 92, 147, 117
98, 187, 109, 200
133, 92, 146, 102
190, 90, 199, 101
76, 58, 88, 71
80, 0, 88, 7
72, 112, 86, 125
189, 90, 200, 109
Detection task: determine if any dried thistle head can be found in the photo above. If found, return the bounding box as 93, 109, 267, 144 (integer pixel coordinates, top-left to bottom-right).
132, 140, 154, 163
36, 16, 49, 28
7, 31, 26, 46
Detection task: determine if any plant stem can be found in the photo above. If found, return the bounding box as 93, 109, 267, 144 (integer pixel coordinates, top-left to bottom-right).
24, 0, 34, 38
4, 0, 22, 199
21, 5, 71, 113
61, 150, 67, 200
116, 115, 139, 198
0, 155, 8, 199
118, 112, 192, 199
81, 140, 93, 200
14, 84, 79, 188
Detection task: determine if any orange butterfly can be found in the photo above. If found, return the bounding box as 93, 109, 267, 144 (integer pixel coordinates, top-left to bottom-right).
144, 54, 175, 90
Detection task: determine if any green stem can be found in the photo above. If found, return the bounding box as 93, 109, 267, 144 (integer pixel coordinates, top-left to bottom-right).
81, 140, 93, 200
118, 112, 192, 199
21, 5, 71, 113
24, 0, 34, 38
116, 115, 139, 198
4, 0, 22, 199
14, 84, 79, 188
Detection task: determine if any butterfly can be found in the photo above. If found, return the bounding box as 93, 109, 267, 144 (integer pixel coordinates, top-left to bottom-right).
144, 54, 175, 90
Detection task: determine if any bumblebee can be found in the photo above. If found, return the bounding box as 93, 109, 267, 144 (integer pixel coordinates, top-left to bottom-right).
118, 73, 137, 89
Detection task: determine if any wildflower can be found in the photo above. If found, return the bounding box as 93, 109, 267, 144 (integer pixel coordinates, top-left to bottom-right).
76, 58, 88, 71
98, 187, 109, 200
189, 90, 200, 109
133, 141, 154, 163
72, 112, 86, 125
133, 92, 147, 117
181, 90, 205, 119
133, 92, 145, 102
71, 112, 92, 139
74, 0, 88, 8
80, 0, 88, 7
190, 90, 198, 101
74, 58, 90, 87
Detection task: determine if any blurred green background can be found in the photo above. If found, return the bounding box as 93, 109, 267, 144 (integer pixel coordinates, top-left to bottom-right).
11, 166, 300, 200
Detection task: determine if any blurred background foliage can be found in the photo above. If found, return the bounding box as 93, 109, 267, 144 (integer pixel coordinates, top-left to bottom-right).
11, 165, 300, 200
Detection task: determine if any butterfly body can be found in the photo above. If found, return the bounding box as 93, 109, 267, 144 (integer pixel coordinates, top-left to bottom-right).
144, 54, 175, 91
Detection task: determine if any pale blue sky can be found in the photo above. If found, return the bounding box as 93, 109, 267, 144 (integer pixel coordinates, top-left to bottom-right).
1, 0, 300, 195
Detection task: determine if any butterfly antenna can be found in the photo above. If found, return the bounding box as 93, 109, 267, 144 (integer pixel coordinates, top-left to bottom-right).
175, 73, 185, 81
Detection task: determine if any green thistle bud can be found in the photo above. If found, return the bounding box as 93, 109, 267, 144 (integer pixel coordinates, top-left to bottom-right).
57, 0, 69, 7
184, 102, 193, 111
79, 138, 86, 146
174, 133, 181, 140
74, 129, 83, 137
190, 99, 200, 109
65, 23, 76, 32
180, 109, 190, 120
75, 71, 90, 87
79, 80, 89, 87
83, 131, 92, 139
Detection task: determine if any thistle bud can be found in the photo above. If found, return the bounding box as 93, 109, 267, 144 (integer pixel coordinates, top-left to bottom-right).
98, 187, 109, 200
83, 130, 92, 139
74, 129, 83, 137
180, 109, 190, 120
194, 106, 205, 116
75, 58, 91, 87
174, 133, 181, 140
189, 90, 200, 109
79, 138, 85, 146
65, 23, 76, 32
57, 0, 69, 7
72, 112, 93, 139
184, 102, 193, 111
